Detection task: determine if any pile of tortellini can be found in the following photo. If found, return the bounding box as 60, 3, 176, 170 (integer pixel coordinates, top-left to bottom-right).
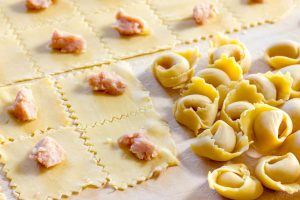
152, 33, 300, 199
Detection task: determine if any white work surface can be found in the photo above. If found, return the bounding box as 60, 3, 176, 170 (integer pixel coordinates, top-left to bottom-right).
2, 4, 300, 200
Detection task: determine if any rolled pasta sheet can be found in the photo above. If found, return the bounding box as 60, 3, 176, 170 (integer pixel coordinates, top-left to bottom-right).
255, 153, 300, 194
245, 71, 292, 106
281, 98, 300, 132
265, 40, 300, 69
220, 81, 264, 131
152, 48, 200, 89
173, 77, 219, 133
279, 130, 300, 161
191, 120, 249, 161
209, 33, 251, 73
278, 64, 300, 98
240, 103, 293, 154
208, 164, 263, 200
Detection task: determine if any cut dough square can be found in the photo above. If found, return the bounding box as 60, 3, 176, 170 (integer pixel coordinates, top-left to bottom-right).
0, 14, 12, 38
221, 0, 295, 26
0, 78, 70, 140
151, 0, 241, 43
18, 15, 112, 75
0, 127, 107, 200
0, 36, 40, 85
84, 2, 177, 59
0, 0, 77, 31
73, 0, 140, 13
55, 61, 152, 127
83, 110, 178, 189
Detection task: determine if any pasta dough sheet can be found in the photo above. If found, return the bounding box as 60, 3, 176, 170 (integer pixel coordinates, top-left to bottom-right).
55, 61, 152, 128
83, 109, 178, 189
0, 127, 107, 200
0, 78, 71, 141
18, 14, 111, 75
222, 0, 296, 27
0, 36, 40, 86
84, 1, 177, 59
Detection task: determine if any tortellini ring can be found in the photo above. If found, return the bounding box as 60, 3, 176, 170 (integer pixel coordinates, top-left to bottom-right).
173, 77, 219, 133
246, 71, 292, 106
281, 98, 300, 132
278, 64, 300, 98
280, 130, 300, 161
196, 68, 231, 88
152, 48, 200, 89
220, 81, 264, 131
265, 40, 300, 69
208, 164, 263, 200
240, 103, 293, 154
209, 33, 251, 73
191, 120, 250, 161
255, 153, 300, 194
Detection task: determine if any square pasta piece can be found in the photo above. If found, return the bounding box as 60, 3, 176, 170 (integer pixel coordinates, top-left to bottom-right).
0, 78, 70, 140
18, 15, 112, 75
83, 110, 178, 189
84, 2, 177, 59
0, 0, 77, 31
0, 12, 12, 38
0, 36, 40, 85
55, 61, 152, 127
0, 127, 107, 200
73, 0, 140, 13
150, 0, 241, 43
221, 0, 295, 27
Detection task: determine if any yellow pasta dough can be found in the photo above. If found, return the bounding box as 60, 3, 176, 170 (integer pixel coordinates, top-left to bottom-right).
0, 127, 107, 200
83, 110, 178, 189
280, 131, 300, 161
281, 98, 300, 132
0, 78, 70, 141
220, 81, 264, 131
152, 48, 200, 89
173, 77, 219, 133
240, 103, 293, 154
255, 153, 300, 194
278, 64, 300, 98
246, 71, 292, 106
209, 34, 251, 73
208, 164, 263, 200
55, 61, 151, 127
191, 120, 249, 161
265, 40, 300, 69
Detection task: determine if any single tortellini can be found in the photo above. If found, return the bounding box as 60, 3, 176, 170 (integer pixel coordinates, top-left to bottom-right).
279, 131, 300, 161
281, 98, 300, 132
209, 33, 251, 73
208, 164, 263, 200
173, 77, 219, 133
152, 48, 200, 89
191, 120, 249, 161
255, 153, 300, 194
265, 40, 300, 69
278, 64, 300, 98
245, 71, 292, 106
240, 103, 293, 154
220, 81, 264, 131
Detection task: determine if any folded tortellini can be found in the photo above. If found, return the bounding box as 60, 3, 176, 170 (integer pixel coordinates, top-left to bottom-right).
281, 98, 300, 132
279, 131, 300, 161
197, 55, 243, 108
255, 153, 300, 194
191, 120, 249, 161
152, 48, 200, 89
245, 71, 292, 106
240, 103, 293, 154
208, 164, 263, 200
209, 33, 251, 73
220, 81, 264, 131
278, 64, 300, 98
173, 77, 219, 133
265, 40, 300, 69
